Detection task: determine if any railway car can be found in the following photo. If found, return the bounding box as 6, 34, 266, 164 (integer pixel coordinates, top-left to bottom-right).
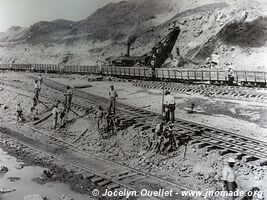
155, 68, 229, 84
12, 64, 32, 71
63, 65, 99, 74
235, 71, 267, 87
0, 64, 12, 70
101, 66, 152, 79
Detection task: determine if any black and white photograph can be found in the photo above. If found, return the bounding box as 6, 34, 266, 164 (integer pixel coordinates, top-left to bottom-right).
0, 0, 267, 199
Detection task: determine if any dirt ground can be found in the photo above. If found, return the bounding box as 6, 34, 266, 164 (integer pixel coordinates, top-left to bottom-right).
50, 74, 267, 141
0, 71, 267, 199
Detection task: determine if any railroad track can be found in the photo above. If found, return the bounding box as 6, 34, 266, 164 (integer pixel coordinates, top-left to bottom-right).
38, 77, 267, 167
132, 80, 267, 103
0, 122, 195, 200
2, 75, 267, 166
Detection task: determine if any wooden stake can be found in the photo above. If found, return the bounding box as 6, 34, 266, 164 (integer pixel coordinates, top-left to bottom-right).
73, 128, 88, 143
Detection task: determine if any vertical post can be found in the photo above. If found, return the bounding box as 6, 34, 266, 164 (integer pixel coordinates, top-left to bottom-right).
161, 85, 165, 117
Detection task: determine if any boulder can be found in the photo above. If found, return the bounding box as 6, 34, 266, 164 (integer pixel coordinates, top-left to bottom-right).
59, 195, 73, 200
0, 165, 8, 173
23, 194, 44, 200
0, 187, 15, 193
15, 162, 24, 169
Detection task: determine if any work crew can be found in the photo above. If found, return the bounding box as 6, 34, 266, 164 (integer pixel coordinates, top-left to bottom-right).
108, 85, 118, 115
222, 157, 237, 199
163, 91, 175, 123
64, 86, 73, 113
16, 103, 24, 122
52, 104, 59, 130
34, 80, 41, 102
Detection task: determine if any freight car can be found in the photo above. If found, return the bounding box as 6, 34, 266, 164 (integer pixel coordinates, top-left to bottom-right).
0, 63, 267, 87
156, 68, 229, 84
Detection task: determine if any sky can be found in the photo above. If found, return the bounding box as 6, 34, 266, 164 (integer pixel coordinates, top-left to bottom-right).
0, 0, 122, 32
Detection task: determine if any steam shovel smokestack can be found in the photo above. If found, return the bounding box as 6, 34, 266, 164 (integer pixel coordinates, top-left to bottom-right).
126, 34, 138, 57
127, 43, 130, 57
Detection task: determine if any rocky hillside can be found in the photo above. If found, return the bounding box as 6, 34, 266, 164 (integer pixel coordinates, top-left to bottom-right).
1, 0, 267, 70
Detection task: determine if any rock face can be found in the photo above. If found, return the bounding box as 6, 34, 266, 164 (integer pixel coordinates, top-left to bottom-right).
0, 0, 267, 70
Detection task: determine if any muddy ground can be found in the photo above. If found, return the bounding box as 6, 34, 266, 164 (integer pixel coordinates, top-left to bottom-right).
0, 71, 267, 199
0, 138, 96, 200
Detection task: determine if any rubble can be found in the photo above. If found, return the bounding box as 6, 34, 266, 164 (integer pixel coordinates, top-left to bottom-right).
7, 177, 21, 182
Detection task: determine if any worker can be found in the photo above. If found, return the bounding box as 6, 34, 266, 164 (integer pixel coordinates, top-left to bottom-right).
241, 187, 261, 200
34, 79, 40, 102
154, 120, 166, 154
106, 112, 115, 134
163, 91, 175, 123
52, 104, 59, 130
108, 85, 118, 115
160, 123, 177, 154
228, 68, 234, 85
97, 59, 103, 75
16, 103, 24, 122
222, 157, 237, 199
37, 74, 43, 88
172, 58, 178, 68
32, 96, 38, 108
97, 105, 104, 131
64, 86, 73, 113
166, 123, 177, 151
58, 101, 66, 127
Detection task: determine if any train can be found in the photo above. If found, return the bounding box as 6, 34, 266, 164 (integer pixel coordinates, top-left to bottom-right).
0, 63, 267, 87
